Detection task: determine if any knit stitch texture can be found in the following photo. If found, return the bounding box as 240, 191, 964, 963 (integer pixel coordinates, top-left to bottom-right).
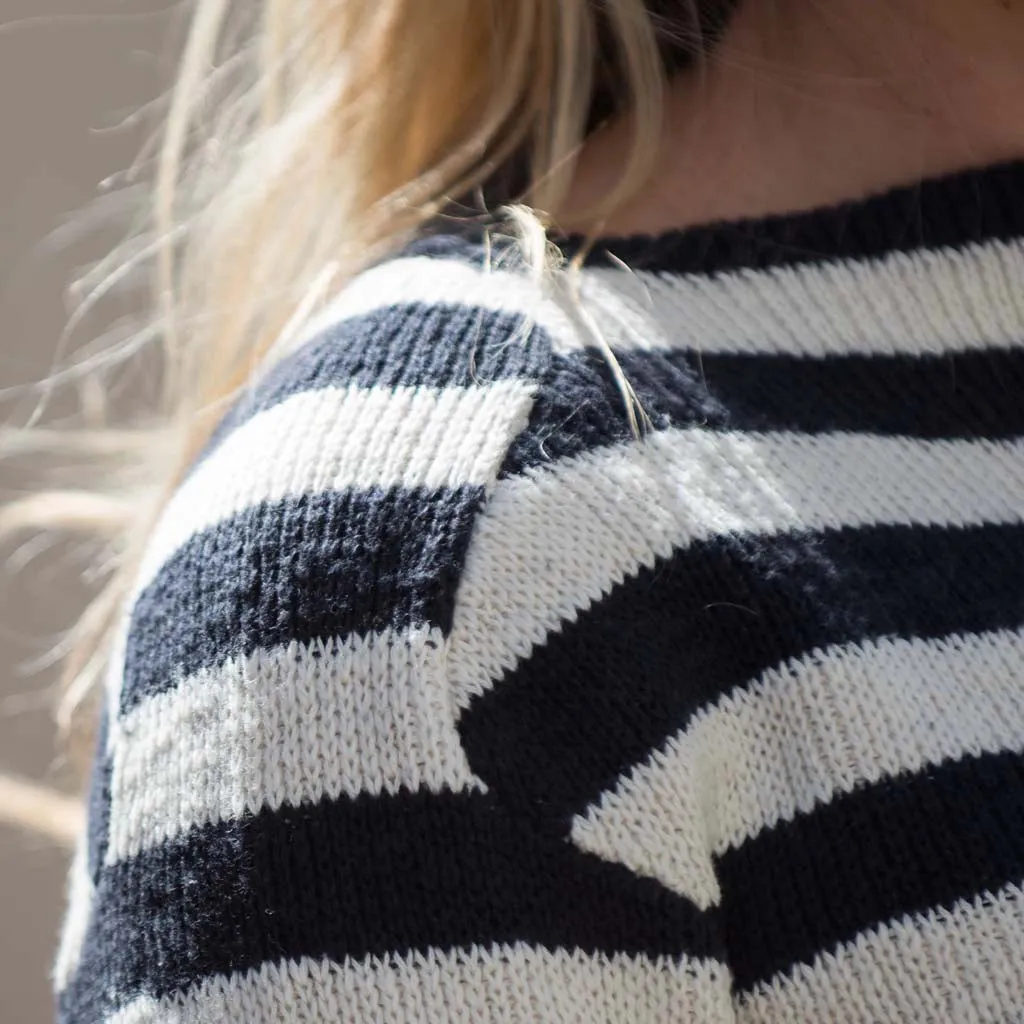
57, 161, 1024, 1023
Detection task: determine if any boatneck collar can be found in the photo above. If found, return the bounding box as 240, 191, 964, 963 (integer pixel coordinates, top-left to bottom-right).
553, 159, 1024, 275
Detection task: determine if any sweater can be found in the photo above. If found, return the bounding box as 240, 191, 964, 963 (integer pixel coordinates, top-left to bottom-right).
56, 161, 1024, 1024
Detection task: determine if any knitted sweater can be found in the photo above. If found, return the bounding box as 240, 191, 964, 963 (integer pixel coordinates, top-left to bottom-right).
57, 161, 1024, 1024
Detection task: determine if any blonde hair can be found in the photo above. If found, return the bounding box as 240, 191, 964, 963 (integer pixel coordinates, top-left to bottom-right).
3, 0, 698, 764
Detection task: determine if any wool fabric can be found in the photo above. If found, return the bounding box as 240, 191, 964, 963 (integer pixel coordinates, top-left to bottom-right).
57, 161, 1024, 1023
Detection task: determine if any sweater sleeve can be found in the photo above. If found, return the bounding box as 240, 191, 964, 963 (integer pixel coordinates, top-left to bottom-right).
55, 245, 735, 1024
53, 259, 539, 1023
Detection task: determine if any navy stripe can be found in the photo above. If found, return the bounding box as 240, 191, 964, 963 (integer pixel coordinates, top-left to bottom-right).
722, 749, 1024, 991
459, 522, 1024, 825
558, 160, 1024, 274
502, 345, 1024, 476
252, 303, 546, 397
120, 486, 484, 715
85, 706, 111, 884
206, 299, 1024, 477
60, 790, 721, 1018
202, 302, 551, 458
684, 348, 1024, 438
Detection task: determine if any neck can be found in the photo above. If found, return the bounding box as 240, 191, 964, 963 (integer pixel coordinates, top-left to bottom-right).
564, 0, 1024, 235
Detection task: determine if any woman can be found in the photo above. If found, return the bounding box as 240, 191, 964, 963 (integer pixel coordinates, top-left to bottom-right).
32, 0, 1024, 1020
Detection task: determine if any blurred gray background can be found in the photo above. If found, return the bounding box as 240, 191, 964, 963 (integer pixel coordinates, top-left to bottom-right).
0, 2, 174, 1018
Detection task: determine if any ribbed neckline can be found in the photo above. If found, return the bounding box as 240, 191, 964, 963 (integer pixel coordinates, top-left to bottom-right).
555, 159, 1024, 276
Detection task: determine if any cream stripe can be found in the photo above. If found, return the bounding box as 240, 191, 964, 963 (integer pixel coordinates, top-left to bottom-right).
106, 629, 483, 864
135, 381, 534, 597
306, 238, 1024, 359
448, 429, 1024, 708
580, 240, 1024, 356
106, 945, 731, 1024
300, 256, 582, 354
572, 629, 1024, 907
737, 883, 1024, 1024
104, 379, 532, 722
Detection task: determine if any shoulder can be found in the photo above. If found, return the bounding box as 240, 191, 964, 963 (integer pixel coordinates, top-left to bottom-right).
121, 234, 707, 727
219, 233, 555, 435
118, 234, 619, 718
201, 230, 660, 482
117, 230, 679, 722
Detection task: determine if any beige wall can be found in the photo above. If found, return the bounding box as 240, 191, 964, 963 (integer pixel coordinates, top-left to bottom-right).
0, 3, 173, 1019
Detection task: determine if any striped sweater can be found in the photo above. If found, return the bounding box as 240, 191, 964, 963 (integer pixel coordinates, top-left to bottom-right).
57, 161, 1024, 1023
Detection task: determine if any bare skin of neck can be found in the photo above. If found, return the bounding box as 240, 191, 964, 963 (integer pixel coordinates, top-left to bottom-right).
562, 0, 1024, 235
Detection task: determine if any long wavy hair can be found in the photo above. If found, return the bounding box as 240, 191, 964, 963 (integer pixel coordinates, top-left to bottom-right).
2, 0, 721, 764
